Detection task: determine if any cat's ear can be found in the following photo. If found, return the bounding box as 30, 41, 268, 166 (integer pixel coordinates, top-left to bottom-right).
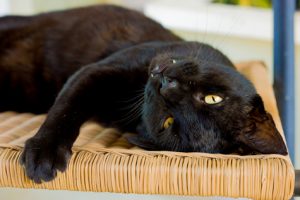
126, 134, 159, 150
236, 95, 288, 155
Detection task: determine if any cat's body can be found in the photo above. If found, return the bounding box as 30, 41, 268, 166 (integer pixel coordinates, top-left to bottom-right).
0, 5, 180, 113
0, 5, 287, 183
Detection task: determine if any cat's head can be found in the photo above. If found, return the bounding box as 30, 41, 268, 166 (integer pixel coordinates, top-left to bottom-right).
128, 43, 287, 155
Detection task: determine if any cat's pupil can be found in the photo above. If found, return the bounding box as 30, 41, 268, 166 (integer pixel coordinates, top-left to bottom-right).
203, 95, 223, 104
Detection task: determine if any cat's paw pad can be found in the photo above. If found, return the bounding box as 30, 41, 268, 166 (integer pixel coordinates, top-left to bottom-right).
20, 137, 72, 183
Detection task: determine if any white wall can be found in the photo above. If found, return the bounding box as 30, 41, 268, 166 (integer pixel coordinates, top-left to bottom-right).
0, 0, 10, 16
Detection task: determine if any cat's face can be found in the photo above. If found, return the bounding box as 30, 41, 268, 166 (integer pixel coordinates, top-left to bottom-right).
129, 50, 287, 155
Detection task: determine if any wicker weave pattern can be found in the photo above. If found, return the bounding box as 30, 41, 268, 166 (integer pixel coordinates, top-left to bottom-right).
0, 62, 294, 199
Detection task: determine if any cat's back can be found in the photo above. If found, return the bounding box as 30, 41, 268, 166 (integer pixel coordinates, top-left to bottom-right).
0, 5, 181, 113
0, 5, 180, 70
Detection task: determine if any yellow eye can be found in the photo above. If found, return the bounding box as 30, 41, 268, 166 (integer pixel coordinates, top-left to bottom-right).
204, 95, 223, 104
163, 117, 174, 129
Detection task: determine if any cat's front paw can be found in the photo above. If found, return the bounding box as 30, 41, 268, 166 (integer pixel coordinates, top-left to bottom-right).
20, 136, 72, 183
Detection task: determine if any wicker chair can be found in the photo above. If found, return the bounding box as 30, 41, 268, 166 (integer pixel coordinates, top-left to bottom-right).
0, 62, 294, 199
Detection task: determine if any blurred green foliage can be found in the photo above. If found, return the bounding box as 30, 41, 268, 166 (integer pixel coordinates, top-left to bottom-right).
213, 0, 271, 8
213, 0, 300, 9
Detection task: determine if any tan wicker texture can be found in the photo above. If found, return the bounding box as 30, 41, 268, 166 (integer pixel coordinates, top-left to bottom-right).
0, 62, 294, 199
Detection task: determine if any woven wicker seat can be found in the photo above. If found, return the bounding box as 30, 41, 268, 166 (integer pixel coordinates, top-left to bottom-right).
0, 61, 294, 199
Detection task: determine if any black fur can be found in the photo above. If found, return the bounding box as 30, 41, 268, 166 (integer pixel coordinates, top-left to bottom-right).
0, 5, 287, 183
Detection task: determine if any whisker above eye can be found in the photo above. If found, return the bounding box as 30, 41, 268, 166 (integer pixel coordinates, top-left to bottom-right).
113, 95, 144, 125
118, 94, 144, 111
117, 90, 144, 104
114, 107, 143, 126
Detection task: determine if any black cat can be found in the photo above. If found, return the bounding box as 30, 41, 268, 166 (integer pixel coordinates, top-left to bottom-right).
0, 5, 287, 183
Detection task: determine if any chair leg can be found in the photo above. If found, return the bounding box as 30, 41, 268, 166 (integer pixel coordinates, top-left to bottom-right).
295, 170, 300, 196
273, 0, 295, 163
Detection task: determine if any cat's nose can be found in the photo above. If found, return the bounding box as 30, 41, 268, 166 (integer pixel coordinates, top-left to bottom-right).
151, 64, 169, 75
161, 76, 178, 89
159, 76, 179, 99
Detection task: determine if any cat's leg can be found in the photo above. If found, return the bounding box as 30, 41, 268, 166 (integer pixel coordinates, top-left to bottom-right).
19, 41, 180, 183
20, 63, 147, 183
0, 70, 8, 112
